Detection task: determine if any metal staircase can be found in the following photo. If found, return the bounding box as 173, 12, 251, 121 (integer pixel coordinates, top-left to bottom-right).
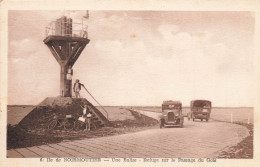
73, 98, 111, 127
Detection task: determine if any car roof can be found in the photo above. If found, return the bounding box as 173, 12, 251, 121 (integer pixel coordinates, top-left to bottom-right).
162, 100, 182, 105
191, 100, 211, 103
191, 100, 211, 106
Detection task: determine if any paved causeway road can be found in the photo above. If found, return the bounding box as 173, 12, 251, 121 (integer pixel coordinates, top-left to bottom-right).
7, 117, 249, 158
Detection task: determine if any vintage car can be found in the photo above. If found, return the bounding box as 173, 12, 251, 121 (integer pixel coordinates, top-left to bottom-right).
187, 100, 212, 122
159, 100, 184, 128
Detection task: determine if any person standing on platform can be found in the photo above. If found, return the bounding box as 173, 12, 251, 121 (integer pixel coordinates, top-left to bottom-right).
73, 79, 84, 98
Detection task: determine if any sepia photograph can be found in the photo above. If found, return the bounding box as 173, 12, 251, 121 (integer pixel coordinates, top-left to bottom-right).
6, 10, 254, 159
0, 0, 260, 166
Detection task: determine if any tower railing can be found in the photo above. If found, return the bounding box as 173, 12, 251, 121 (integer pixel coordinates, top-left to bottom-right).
45, 19, 88, 38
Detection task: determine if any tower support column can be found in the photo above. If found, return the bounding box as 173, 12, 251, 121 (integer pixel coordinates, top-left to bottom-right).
44, 36, 90, 97
60, 65, 72, 97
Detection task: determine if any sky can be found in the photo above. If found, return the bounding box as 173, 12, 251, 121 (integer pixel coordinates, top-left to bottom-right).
8, 10, 255, 106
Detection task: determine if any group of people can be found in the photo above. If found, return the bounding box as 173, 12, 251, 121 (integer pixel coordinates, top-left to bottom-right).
66, 66, 84, 98
67, 66, 93, 131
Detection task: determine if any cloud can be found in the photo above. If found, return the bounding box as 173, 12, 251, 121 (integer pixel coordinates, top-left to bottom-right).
157, 24, 179, 38
90, 23, 249, 86
10, 38, 39, 58
7, 11, 255, 106
10, 38, 31, 49
92, 39, 147, 72
12, 58, 24, 64
109, 15, 125, 22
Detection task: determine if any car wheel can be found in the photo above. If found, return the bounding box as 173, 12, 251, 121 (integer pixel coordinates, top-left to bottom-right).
159, 120, 164, 129
201, 119, 203, 121
206, 119, 208, 122
192, 118, 195, 121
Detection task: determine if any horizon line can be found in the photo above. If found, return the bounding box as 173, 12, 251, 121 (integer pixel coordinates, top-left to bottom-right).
6, 104, 254, 108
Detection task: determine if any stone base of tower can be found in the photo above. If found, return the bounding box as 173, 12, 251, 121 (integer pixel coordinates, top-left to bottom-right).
18, 97, 111, 130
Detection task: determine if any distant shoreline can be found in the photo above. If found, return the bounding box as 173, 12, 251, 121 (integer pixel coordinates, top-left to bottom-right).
134, 106, 254, 109
7, 105, 253, 109
8, 105, 35, 107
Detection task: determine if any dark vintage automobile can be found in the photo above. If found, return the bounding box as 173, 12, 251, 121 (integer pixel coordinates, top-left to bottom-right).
159, 100, 184, 128
187, 100, 212, 122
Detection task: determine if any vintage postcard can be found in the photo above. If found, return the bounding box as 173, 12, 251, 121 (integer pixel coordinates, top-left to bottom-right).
0, 0, 260, 167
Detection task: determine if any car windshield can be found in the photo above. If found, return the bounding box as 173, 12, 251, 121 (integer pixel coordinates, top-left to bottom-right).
162, 104, 181, 110
193, 101, 211, 108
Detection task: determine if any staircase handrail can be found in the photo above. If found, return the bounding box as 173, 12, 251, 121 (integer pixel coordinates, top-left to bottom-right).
82, 85, 109, 119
